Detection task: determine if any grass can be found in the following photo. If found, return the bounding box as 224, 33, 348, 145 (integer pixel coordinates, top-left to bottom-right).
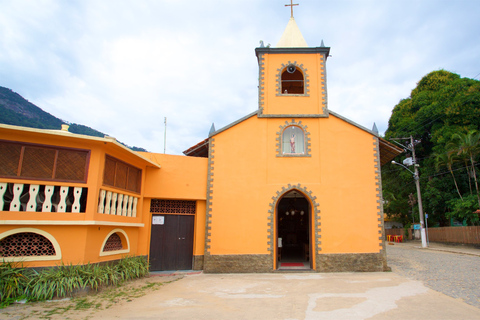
0, 256, 149, 308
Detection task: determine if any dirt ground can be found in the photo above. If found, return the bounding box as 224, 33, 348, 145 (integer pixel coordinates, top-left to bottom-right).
0, 274, 184, 320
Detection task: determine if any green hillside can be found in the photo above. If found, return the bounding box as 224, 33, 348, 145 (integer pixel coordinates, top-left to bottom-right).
0, 86, 147, 152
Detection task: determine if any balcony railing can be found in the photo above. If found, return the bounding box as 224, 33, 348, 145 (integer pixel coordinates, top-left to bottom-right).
0, 182, 87, 213
97, 189, 138, 218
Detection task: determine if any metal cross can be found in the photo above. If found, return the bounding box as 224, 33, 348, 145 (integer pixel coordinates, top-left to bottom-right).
285, 0, 299, 18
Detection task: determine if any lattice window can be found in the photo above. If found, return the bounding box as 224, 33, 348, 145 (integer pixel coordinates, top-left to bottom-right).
0, 232, 56, 257
150, 199, 196, 214
0, 140, 89, 182
102, 233, 123, 252
103, 155, 142, 193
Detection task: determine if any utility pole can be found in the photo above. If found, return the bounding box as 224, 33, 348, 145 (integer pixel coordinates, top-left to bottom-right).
391, 136, 428, 248
410, 135, 428, 248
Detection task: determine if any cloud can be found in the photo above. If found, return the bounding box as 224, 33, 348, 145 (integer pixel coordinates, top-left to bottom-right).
1, 0, 479, 154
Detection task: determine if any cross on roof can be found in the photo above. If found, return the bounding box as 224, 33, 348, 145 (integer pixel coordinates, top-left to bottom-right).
285, 0, 299, 18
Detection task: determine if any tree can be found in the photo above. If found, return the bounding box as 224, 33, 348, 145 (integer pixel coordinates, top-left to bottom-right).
383, 70, 480, 226
448, 130, 480, 208
434, 151, 462, 200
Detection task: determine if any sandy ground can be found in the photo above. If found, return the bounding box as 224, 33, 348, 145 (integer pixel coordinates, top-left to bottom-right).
2, 269, 480, 320
0, 274, 184, 320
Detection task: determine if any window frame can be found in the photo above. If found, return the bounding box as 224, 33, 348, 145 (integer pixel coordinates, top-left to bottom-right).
0, 140, 90, 183
103, 155, 142, 194
276, 62, 309, 97
276, 120, 311, 158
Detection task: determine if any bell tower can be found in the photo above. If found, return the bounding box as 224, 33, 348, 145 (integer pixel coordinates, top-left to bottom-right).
255, 5, 330, 118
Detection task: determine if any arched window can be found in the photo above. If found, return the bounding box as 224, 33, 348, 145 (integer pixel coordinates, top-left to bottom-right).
100, 229, 130, 256
282, 126, 305, 154
0, 232, 55, 257
281, 65, 304, 94
103, 233, 123, 251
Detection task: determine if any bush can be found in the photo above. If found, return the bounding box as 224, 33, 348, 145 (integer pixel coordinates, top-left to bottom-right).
0, 256, 149, 308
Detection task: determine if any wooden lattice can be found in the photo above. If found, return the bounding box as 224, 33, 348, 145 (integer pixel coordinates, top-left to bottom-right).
0, 232, 56, 257
0, 140, 89, 182
21, 146, 56, 178
103, 156, 141, 193
102, 233, 123, 251
150, 199, 196, 214
55, 150, 88, 181
0, 141, 22, 176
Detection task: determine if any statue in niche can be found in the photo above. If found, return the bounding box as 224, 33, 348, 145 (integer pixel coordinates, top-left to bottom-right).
290, 133, 295, 153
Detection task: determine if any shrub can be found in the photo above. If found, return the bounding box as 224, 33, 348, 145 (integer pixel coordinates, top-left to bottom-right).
0, 256, 149, 308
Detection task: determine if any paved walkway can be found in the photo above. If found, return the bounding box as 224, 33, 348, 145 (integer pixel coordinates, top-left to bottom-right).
91, 258, 480, 319
395, 240, 480, 256
387, 240, 480, 309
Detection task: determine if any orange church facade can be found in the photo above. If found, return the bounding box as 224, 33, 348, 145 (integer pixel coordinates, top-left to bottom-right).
0, 17, 401, 272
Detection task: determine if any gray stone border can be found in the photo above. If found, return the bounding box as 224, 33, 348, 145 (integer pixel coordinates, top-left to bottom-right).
275, 61, 309, 97
276, 119, 311, 157
373, 136, 388, 270
267, 184, 321, 269
204, 138, 215, 255
257, 53, 266, 114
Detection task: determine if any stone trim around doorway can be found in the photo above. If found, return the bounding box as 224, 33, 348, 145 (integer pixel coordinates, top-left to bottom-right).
203, 254, 273, 273
267, 184, 321, 267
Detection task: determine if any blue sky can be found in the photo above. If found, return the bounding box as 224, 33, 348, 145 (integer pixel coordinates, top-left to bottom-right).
1, 0, 479, 154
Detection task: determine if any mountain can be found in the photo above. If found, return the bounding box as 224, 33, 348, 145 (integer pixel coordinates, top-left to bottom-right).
0, 86, 147, 152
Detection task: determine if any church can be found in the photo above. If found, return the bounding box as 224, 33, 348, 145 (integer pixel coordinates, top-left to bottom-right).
0, 11, 402, 272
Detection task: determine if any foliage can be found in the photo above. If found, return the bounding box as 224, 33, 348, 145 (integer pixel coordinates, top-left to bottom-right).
0, 261, 33, 307
383, 70, 480, 227
0, 256, 149, 308
446, 194, 479, 225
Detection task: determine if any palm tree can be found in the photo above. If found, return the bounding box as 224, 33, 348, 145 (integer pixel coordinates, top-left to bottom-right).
434, 151, 463, 200
449, 130, 480, 208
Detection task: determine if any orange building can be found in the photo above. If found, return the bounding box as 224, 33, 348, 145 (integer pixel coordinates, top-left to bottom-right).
0, 17, 401, 272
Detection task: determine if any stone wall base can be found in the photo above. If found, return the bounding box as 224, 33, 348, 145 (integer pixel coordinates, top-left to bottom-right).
193, 255, 204, 270
316, 252, 387, 272
203, 254, 273, 273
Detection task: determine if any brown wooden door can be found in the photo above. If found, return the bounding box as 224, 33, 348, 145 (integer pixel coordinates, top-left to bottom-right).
149, 214, 195, 271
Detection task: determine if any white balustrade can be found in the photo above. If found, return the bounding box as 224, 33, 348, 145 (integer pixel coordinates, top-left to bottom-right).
0, 183, 87, 213
97, 189, 138, 218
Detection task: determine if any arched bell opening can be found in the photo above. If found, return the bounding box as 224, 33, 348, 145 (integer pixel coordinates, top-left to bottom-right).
276, 189, 311, 269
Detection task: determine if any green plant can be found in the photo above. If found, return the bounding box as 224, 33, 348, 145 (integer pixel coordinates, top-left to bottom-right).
0, 256, 150, 308
0, 261, 32, 306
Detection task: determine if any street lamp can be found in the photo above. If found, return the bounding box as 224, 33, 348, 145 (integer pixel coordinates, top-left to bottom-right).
391, 160, 428, 248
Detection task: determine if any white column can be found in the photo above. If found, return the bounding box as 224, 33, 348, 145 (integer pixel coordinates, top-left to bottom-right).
10, 183, 24, 211
26, 184, 40, 212
42, 185, 55, 212
98, 189, 106, 213
132, 197, 138, 217
111, 193, 118, 215
57, 186, 69, 212
0, 182, 8, 211
117, 194, 124, 215
105, 191, 112, 214
72, 187, 83, 213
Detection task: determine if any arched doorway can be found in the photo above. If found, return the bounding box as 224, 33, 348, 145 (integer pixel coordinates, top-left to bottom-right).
276, 190, 311, 269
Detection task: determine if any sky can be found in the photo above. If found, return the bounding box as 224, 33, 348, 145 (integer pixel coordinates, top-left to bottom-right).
1, 0, 479, 155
